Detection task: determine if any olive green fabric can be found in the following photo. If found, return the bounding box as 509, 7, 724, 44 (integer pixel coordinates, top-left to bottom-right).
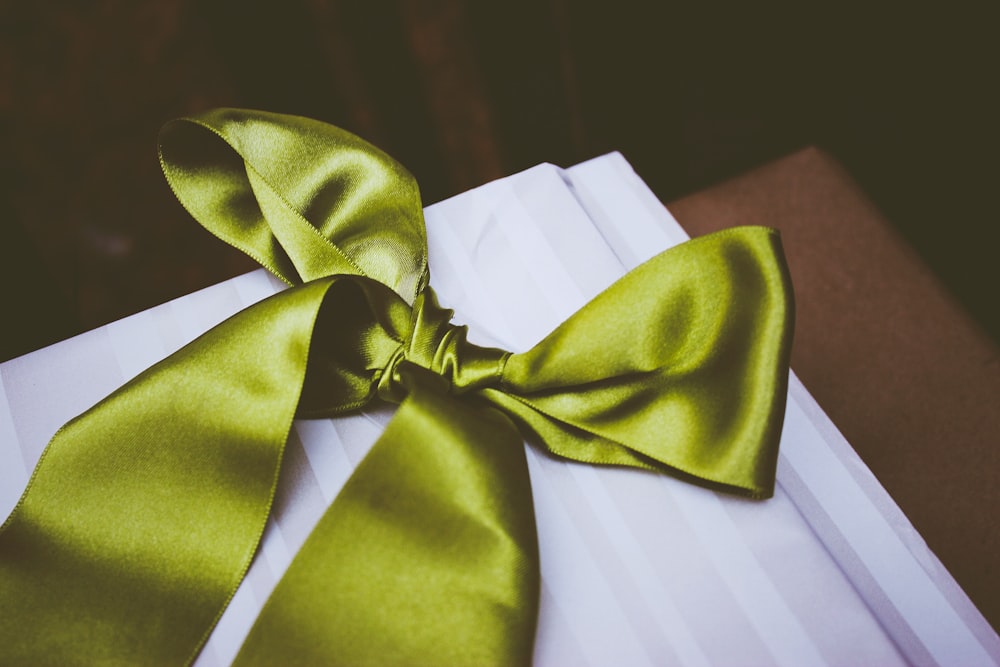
0, 109, 793, 666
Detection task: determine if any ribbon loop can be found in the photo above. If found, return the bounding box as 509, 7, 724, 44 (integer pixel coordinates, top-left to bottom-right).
490, 227, 793, 497
159, 108, 428, 302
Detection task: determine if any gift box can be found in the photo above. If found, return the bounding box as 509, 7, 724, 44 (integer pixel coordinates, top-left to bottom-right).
2, 151, 997, 666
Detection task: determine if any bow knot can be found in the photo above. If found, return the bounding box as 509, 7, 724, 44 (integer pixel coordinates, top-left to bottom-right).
377, 286, 509, 403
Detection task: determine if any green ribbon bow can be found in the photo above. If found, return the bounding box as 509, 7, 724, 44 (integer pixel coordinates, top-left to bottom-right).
0, 109, 793, 666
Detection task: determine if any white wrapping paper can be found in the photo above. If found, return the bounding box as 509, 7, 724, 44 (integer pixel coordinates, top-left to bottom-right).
2, 154, 997, 666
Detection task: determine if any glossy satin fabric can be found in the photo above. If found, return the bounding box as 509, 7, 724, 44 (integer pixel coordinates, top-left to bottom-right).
0, 109, 794, 666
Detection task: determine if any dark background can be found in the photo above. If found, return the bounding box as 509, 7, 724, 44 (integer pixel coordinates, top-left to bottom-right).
1, 0, 996, 361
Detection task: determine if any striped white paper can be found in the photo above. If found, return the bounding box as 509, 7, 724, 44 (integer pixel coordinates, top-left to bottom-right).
2, 154, 997, 666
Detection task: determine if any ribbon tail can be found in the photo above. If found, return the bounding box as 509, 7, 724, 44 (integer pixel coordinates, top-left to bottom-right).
0, 280, 333, 666
235, 366, 539, 667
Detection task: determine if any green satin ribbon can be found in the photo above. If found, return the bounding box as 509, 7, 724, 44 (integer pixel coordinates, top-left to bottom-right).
0, 108, 794, 666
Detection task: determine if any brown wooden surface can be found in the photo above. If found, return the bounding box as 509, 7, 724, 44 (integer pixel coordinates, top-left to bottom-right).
670, 146, 1000, 632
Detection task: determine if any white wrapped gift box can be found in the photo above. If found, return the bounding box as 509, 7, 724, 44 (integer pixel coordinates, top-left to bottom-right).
2, 154, 997, 667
